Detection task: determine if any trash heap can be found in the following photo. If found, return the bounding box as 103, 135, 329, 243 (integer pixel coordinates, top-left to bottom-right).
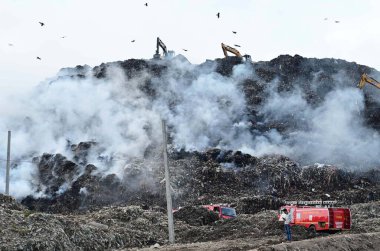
22, 146, 380, 214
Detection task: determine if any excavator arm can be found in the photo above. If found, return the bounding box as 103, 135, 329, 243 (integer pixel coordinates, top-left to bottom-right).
358, 73, 380, 89
156, 37, 168, 56
221, 43, 251, 62
153, 37, 174, 59
221, 43, 243, 57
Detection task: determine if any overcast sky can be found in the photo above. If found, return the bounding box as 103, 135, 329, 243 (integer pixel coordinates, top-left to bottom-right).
1, 0, 379, 93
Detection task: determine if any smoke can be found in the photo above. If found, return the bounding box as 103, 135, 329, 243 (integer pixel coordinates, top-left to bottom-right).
0, 65, 163, 198
154, 62, 252, 151
254, 72, 380, 168
0, 57, 379, 199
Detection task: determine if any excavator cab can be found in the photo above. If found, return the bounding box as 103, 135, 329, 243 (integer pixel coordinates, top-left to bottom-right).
358, 73, 380, 89
167, 50, 175, 59
243, 54, 252, 62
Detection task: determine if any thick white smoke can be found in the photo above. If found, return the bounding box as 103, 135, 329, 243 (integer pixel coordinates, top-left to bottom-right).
0, 66, 163, 197
154, 62, 252, 151
0, 58, 379, 198
254, 73, 380, 168
0, 60, 253, 198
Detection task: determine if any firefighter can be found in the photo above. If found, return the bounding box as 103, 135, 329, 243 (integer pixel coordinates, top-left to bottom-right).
281, 209, 292, 241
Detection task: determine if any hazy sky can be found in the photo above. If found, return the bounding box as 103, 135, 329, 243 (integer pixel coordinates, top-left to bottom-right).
1, 0, 379, 93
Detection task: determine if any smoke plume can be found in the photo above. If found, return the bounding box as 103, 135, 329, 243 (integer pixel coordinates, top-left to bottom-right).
0, 56, 379, 198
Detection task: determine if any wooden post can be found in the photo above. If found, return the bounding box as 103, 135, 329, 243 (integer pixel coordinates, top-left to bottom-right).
162, 120, 175, 243
5, 131, 11, 195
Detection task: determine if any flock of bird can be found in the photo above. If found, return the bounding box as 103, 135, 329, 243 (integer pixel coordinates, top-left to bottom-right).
6, 3, 341, 61
7, 20, 66, 61
128, 8, 237, 52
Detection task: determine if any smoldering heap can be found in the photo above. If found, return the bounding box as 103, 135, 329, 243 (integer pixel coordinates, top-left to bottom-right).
1, 54, 380, 250
9, 54, 378, 211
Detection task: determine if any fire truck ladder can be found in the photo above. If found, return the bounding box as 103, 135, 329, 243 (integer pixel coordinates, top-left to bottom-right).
285, 200, 337, 206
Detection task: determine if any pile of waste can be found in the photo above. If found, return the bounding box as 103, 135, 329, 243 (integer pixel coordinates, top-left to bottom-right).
2, 194, 380, 250
173, 206, 219, 226
0, 195, 173, 250
21, 147, 380, 213
349, 201, 380, 233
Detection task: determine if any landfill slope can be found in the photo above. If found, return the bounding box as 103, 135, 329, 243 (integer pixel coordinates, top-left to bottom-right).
1, 55, 380, 250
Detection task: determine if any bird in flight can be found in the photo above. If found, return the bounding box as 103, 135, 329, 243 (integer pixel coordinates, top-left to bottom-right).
61, 36, 66, 38
216, 12, 220, 18
324, 17, 328, 21
232, 31, 237, 34
131, 40, 135, 42
8, 43, 13, 46
234, 44, 241, 47
182, 49, 188, 52
39, 22, 45, 26
145, 3, 148, 6
335, 20, 340, 23
36, 56, 41, 60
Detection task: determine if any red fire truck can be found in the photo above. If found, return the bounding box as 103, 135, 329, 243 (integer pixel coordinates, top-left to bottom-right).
279, 200, 351, 232
203, 204, 237, 219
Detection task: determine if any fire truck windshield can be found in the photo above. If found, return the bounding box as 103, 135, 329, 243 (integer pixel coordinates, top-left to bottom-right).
221, 207, 236, 217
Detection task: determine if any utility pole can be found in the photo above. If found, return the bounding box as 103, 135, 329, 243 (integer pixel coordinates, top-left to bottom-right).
5, 131, 11, 195
162, 120, 175, 244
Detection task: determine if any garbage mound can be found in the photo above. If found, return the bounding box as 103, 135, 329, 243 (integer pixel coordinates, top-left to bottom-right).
21, 148, 380, 213
0, 201, 173, 250
2, 54, 380, 250
0, 194, 25, 211
174, 206, 219, 226
349, 201, 380, 233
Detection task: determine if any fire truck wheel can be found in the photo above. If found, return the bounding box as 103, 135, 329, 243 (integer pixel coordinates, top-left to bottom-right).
308, 225, 316, 238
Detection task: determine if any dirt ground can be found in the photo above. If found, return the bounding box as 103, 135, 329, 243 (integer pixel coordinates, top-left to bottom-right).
2, 194, 379, 251
126, 202, 380, 251
127, 232, 380, 251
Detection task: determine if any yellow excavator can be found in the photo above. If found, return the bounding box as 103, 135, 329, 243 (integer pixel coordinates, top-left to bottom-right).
358, 73, 380, 89
221, 43, 251, 62
153, 37, 175, 59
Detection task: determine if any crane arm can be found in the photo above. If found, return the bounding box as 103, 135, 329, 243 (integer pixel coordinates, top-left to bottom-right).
358, 73, 380, 89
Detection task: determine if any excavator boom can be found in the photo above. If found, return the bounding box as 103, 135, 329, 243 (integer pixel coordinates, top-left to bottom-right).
221, 43, 251, 62
156, 37, 168, 56
221, 43, 243, 57
153, 37, 175, 59
358, 73, 380, 89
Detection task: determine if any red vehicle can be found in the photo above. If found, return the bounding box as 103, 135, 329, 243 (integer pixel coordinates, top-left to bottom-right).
279, 200, 351, 232
203, 204, 237, 219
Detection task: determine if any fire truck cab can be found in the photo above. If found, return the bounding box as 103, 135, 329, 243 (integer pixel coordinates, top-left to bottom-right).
203, 204, 237, 219
279, 200, 351, 232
